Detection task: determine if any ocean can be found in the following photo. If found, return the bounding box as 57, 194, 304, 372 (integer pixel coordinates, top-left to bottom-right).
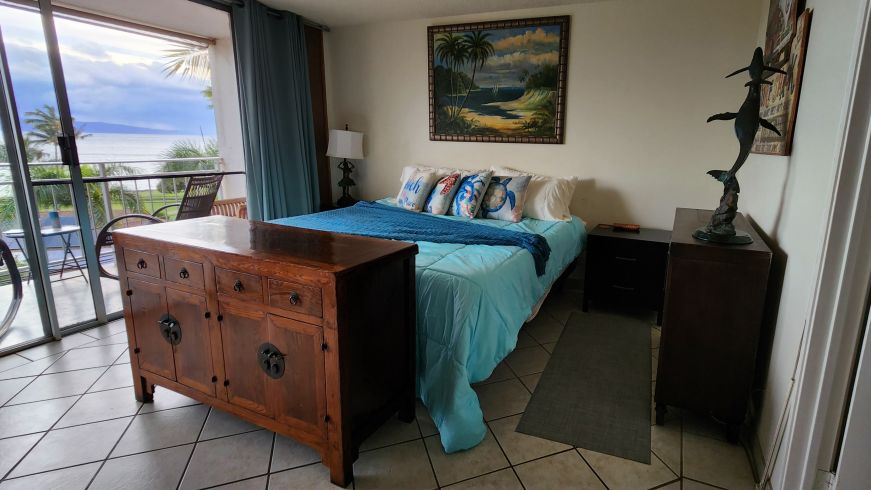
67, 133, 215, 174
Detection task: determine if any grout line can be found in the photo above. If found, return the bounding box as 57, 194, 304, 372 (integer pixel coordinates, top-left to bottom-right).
648, 478, 681, 489
1, 365, 111, 408
175, 405, 213, 490
575, 448, 611, 490
1, 359, 112, 482
265, 431, 276, 488
682, 476, 730, 489
83, 394, 145, 489
415, 410, 440, 489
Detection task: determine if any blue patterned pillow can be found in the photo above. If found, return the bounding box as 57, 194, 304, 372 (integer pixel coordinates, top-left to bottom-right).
448, 171, 492, 218
480, 175, 532, 222
397, 170, 438, 212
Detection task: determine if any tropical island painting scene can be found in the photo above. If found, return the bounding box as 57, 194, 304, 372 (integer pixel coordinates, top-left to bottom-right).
428, 16, 569, 143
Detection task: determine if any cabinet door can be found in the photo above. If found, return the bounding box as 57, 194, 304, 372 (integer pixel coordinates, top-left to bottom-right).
127, 277, 175, 380
219, 302, 270, 416
267, 315, 326, 435
167, 288, 215, 396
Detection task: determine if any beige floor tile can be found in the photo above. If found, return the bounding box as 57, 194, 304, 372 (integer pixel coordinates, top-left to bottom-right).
473, 361, 515, 386
360, 413, 421, 451
199, 407, 260, 440
424, 428, 509, 486
443, 468, 523, 489
270, 463, 350, 489
474, 378, 530, 421
682, 412, 728, 442
111, 405, 209, 457
213, 475, 267, 489
652, 353, 658, 381
489, 414, 571, 465
55, 386, 141, 428
579, 446, 677, 490
658, 481, 682, 489
138, 388, 200, 413
0, 377, 33, 406
683, 478, 722, 489
505, 345, 550, 376
415, 400, 438, 437
8, 367, 105, 405
520, 373, 541, 392
683, 432, 756, 490
354, 439, 436, 489
0, 462, 101, 490
271, 434, 321, 472
90, 444, 193, 490
541, 342, 557, 353
0, 396, 78, 439
652, 423, 681, 475
526, 314, 565, 344
179, 430, 273, 490
651, 327, 661, 348
515, 330, 538, 348
0, 353, 63, 381
515, 450, 605, 489
0, 433, 42, 478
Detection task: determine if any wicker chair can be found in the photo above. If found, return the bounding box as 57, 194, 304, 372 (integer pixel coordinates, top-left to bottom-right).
210, 197, 248, 219
0, 238, 23, 339
95, 174, 223, 279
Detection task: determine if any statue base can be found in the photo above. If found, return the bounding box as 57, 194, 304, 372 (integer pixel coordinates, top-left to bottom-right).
692, 227, 753, 245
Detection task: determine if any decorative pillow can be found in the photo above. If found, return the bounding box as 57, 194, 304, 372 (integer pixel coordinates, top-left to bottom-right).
396, 169, 439, 212
448, 171, 492, 218
423, 172, 462, 215
480, 175, 532, 222
491, 166, 577, 221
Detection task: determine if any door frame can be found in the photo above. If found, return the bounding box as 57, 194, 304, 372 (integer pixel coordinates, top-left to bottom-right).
779, 0, 871, 487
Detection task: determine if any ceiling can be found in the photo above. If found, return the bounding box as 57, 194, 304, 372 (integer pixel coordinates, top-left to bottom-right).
260, 0, 605, 27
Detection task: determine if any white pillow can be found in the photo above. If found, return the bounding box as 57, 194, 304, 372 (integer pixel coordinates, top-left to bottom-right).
491, 166, 577, 221
399, 165, 455, 184
396, 169, 439, 212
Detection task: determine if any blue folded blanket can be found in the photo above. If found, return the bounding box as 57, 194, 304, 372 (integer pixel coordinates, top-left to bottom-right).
271, 201, 551, 275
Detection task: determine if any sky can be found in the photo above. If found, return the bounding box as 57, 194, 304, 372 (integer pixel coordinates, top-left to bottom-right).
0, 6, 216, 135
432, 25, 562, 88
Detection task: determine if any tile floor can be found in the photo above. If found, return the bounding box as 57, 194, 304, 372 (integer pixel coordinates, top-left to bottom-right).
0, 288, 758, 489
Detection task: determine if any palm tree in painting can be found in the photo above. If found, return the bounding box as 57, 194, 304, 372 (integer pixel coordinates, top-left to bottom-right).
454, 31, 495, 119
434, 32, 469, 119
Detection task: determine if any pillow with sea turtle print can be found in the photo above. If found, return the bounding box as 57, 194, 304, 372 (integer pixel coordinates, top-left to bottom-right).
424, 172, 462, 215
448, 171, 492, 218
480, 175, 532, 222
397, 169, 439, 212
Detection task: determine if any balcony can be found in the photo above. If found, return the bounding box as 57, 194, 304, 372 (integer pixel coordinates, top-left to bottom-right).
0, 158, 245, 349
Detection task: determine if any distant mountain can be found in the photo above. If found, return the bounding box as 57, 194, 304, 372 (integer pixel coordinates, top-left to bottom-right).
77, 122, 182, 135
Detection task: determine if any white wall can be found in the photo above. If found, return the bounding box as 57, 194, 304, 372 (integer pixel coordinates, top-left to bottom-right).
323, 0, 762, 229
739, 0, 868, 486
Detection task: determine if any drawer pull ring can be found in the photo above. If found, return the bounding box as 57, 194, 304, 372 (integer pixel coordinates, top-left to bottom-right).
233, 280, 244, 292
211, 376, 218, 383
157, 314, 183, 346
614, 256, 637, 262
289, 292, 300, 305
223, 379, 230, 387
179, 268, 189, 279
257, 342, 286, 379
136, 258, 147, 270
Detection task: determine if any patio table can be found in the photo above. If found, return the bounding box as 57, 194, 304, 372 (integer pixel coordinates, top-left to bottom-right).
3, 225, 89, 284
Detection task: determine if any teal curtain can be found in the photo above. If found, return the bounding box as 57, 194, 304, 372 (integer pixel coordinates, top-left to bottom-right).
232, 0, 319, 220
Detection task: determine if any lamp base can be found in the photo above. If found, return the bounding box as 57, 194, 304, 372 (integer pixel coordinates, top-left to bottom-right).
336, 195, 358, 208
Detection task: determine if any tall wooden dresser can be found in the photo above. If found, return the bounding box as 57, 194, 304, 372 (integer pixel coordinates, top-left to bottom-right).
113, 216, 418, 486
654, 208, 772, 441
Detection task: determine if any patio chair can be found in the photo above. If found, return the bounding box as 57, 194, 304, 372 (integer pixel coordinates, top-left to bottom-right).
0, 238, 23, 339
95, 174, 224, 280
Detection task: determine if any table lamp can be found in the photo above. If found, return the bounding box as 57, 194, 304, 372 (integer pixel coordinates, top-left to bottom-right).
326, 125, 364, 208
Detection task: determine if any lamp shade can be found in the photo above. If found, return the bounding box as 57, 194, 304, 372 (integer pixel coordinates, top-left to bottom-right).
326, 129, 364, 159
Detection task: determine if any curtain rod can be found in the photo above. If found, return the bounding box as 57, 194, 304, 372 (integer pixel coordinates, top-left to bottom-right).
191, 0, 330, 32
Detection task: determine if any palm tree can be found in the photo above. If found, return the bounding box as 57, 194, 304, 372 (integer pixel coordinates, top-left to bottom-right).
23, 105, 90, 160
454, 31, 495, 118
162, 45, 212, 106
156, 139, 219, 193
435, 33, 469, 119
0, 135, 48, 163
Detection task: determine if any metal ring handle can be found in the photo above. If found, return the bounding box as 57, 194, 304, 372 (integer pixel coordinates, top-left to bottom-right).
179, 268, 189, 279
137, 258, 147, 269
233, 280, 244, 292
289, 292, 300, 305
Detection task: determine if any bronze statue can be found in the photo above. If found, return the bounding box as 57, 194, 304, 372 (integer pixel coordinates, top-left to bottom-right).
694, 47, 785, 244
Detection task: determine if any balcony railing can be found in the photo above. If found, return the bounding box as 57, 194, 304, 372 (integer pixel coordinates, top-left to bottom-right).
0, 157, 244, 283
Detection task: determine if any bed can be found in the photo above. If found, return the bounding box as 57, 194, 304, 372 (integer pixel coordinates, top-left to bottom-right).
272, 198, 586, 452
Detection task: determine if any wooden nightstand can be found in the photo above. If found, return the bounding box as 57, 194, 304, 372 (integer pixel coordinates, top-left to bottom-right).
582, 224, 671, 325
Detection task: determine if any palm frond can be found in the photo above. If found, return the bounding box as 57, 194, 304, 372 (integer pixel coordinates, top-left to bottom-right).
161, 46, 211, 81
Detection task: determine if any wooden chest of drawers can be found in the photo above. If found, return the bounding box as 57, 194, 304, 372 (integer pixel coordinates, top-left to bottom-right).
654, 208, 772, 441
113, 216, 418, 486
582, 225, 671, 324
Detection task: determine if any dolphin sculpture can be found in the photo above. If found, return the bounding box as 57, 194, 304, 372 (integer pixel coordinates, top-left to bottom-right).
705, 47, 786, 192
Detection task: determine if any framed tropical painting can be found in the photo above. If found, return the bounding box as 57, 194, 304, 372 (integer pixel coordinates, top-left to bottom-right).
428, 16, 570, 144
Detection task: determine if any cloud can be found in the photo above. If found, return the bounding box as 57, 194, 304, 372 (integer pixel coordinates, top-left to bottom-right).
491, 28, 560, 52
487, 51, 559, 70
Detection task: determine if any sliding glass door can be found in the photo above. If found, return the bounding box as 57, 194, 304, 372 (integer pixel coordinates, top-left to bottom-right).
0, 0, 109, 352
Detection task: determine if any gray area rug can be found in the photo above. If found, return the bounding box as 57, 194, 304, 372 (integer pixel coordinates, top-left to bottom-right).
516, 310, 651, 463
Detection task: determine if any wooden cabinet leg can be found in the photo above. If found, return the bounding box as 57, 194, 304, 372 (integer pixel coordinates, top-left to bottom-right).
134, 376, 153, 403
329, 455, 353, 488
655, 403, 666, 425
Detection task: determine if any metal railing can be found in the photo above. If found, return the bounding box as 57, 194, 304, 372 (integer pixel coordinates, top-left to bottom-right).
0, 157, 244, 270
